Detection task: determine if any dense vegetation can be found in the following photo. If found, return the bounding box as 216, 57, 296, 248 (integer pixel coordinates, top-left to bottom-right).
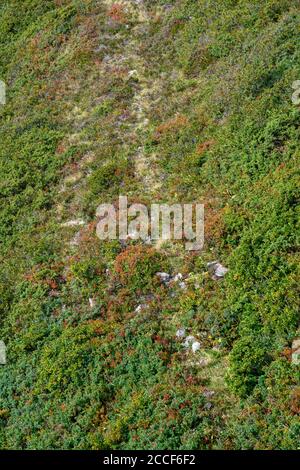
0, 0, 299, 449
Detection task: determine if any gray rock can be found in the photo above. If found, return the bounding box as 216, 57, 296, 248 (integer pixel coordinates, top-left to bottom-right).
135, 302, 149, 313
183, 335, 195, 348
176, 328, 186, 339
207, 261, 228, 280
215, 264, 228, 278
204, 402, 213, 410
163, 4, 173, 11
192, 341, 201, 353
156, 272, 171, 283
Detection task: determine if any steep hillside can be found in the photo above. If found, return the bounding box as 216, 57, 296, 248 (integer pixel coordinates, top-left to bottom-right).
0, 0, 299, 449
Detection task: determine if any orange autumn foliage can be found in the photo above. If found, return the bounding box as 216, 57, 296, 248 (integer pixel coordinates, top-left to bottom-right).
108, 4, 127, 23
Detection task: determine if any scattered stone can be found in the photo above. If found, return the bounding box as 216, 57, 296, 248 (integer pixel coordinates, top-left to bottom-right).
214, 264, 228, 278
156, 272, 171, 283
156, 272, 189, 289
203, 390, 215, 399
204, 402, 213, 410
128, 69, 138, 78
207, 261, 218, 270
192, 341, 201, 354
135, 303, 149, 313
207, 261, 228, 280
183, 335, 195, 348
70, 231, 81, 247
176, 328, 186, 339
292, 338, 300, 365
89, 298, 95, 308
197, 357, 211, 367
163, 4, 173, 11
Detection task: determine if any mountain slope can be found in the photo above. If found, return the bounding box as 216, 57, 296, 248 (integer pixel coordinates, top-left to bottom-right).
0, 0, 299, 449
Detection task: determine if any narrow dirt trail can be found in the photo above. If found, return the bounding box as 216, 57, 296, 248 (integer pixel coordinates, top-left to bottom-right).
58, 0, 164, 231
102, 0, 164, 197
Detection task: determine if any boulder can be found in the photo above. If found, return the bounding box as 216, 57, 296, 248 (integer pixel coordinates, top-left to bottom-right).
207, 261, 228, 280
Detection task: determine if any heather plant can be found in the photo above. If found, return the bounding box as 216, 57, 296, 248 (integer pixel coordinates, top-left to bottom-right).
0, 0, 299, 450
